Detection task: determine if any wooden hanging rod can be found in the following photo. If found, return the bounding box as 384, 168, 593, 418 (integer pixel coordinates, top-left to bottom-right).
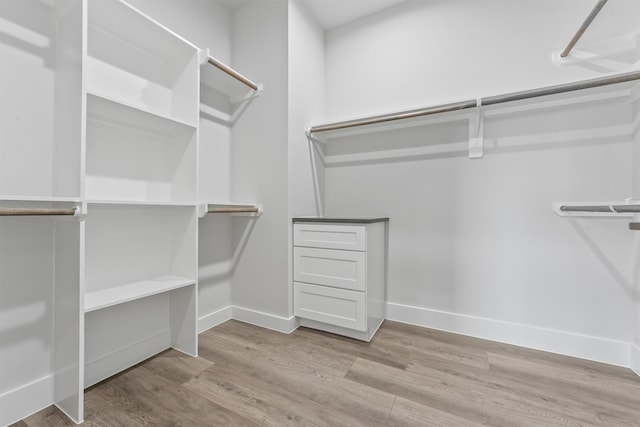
0, 207, 77, 216
560, 0, 608, 58
207, 57, 259, 91
308, 70, 640, 134
208, 206, 260, 214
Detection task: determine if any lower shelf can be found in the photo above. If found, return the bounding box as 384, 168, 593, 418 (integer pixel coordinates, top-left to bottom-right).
84, 276, 195, 313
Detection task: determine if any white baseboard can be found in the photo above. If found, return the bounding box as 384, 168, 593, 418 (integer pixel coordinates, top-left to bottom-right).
232, 305, 299, 334
632, 344, 640, 377
0, 374, 53, 426
198, 306, 233, 333
386, 302, 631, 368
84, 330, 171, 388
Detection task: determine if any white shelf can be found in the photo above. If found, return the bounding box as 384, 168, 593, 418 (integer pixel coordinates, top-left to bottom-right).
86, 92, 197, 205
84, 275, 195, 313
87, 92, 197, 132
87, 0, 198, 124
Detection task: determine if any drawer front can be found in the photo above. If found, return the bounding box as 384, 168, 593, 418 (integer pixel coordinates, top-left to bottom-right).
294, 282, 366, 331
293, 223, 366, 251
294, 247, 366, 291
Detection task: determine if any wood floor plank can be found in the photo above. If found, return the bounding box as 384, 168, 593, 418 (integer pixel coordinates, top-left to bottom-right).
211, 320, 356, 377
293, 325, 408, 370
347, 356, 588, 427
197, 332, 396, 426
89, 364, 259, 427
141, 348, 214, 386
15, 320, 640, 426
486, 352, 640, 425
373, 322, 490, 370
388, 396, 485, 427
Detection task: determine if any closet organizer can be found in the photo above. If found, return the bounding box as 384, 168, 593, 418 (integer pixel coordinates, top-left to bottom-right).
0, 0, 260, 425
307, 70, 640, 160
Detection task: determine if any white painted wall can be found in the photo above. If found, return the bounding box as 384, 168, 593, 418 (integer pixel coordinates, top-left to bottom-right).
324, 0, 640, 121
0, 2, 57, 422
288, 0, 325, 218
322, 0, 640, 366
230, 0, 291, 324
288, 0, 326, 316
125, 0, 236, 328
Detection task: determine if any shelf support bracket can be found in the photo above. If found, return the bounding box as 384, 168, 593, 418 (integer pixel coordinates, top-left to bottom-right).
469, 100, 484, 159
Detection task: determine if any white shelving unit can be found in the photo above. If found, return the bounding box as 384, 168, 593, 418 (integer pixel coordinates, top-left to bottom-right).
1, 1, 263, 424
308, 71, 640, 162
85, 93, 197, 204
86, 0, 198, 125
0, 1, 84, 425
82, 0, 200, 397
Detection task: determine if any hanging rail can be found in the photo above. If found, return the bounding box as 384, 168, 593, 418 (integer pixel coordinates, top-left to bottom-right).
559, 204, 640, 213
308, 69, 640, 135
560, 0, 608, 58
208, 206, 260, 214
207, 56, 259, 91
482, 69, 640, 105
309, 100, 477, 134
0, 207, 78, 216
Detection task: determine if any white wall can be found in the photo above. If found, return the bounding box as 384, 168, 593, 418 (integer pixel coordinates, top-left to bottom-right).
288, 0, 325, 218
230, 0, 292, 327
321, 0, 640, 366
324, 0, 640, 121
125, 0, 236, 329
287, 0, 326, 316
0, 2, 57, 423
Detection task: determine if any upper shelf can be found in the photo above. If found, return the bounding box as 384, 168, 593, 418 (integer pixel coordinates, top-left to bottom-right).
87, 0, 199, 125
308, 70, 640, 139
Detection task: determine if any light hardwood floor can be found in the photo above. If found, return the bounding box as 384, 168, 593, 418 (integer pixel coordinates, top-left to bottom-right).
13, 320, 640, 426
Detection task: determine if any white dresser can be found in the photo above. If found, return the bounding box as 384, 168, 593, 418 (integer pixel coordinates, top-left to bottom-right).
292, 217, 388, 341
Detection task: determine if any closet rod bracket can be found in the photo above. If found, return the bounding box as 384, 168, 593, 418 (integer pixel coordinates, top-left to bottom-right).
468, 99, 484, 159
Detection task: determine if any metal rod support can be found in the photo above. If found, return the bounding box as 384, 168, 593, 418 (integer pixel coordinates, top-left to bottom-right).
208, 206, 260, 214
0, 207, 77, 216
309, 100, 477, 133
560, 204, 640, 213
560, 0, 608, 58
207, 57, 259, 91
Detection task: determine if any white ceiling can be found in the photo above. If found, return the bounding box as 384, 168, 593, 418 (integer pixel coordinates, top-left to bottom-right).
216, 0, 408, 30
301, 0, 408, 30
217, 0, 250, 11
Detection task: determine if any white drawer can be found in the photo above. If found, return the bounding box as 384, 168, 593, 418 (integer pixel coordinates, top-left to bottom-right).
293, 223, 365, 251
293, 246, 366, 291
294, 282, 366, 331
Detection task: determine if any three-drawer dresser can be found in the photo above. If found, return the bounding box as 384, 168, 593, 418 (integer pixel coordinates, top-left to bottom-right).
292, 217, 389, 341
